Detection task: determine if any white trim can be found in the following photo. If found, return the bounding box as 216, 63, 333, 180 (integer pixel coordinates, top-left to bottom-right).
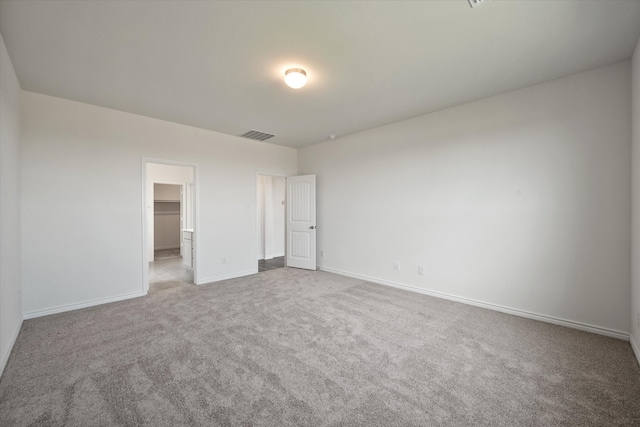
319, 266, 630, 341
193, 167, 200, 284
197, 269, 258, 285
631, 334, 640, 367
23, 291, 145, 320
0, 317, 23, 377
140, 158, 148, 293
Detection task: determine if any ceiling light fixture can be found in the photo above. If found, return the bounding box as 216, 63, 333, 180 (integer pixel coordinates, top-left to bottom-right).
468, 0, 490, 8
284, 68, 307, 89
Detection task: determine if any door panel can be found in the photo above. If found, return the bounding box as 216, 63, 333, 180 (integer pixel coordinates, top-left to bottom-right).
290, 231, 311, 258
286, 175, 316, 270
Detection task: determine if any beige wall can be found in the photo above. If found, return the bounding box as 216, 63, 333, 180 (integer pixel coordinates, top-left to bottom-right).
154, 184, 181, 251
154, 183, 181, 201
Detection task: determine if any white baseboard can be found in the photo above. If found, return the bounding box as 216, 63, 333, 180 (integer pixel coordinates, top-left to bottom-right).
197, 268, 258, 285
0, 316, 23, 378
631, 334, 640, 366
23, 291, 145, 320
319, 266, 629, 341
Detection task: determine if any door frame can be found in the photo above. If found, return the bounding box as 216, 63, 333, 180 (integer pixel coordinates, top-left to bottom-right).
142, 158, 199, 294
255, 171, 288, 269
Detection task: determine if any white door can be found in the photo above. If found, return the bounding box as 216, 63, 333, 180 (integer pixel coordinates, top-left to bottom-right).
286, 175, 316, 270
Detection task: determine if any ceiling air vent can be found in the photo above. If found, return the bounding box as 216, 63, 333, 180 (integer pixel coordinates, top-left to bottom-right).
239, 130, 276, 141
468, 0, 490, 8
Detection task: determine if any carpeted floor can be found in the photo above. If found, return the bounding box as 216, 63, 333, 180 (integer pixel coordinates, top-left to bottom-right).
1, 268, 639, 426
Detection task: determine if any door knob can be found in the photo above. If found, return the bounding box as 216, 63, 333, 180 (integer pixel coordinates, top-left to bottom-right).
309, 226, 316, 229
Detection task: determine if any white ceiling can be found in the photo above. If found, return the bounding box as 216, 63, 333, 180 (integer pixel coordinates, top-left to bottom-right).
1, 0, 640, 148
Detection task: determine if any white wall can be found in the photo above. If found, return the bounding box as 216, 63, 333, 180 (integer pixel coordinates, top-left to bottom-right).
300, 61, 632, 336
21, 92, 297, 317
631, 36, 640, 358
0, 32, 22, 375
256, 175, 285, 260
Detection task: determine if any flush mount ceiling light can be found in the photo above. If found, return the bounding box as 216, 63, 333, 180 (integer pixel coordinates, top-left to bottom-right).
468, 0, 491, 8
284, 68, 307, 89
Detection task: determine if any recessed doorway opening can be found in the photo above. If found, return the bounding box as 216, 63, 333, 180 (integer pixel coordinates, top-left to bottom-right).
257, 174, 286, 273
150, 183, 192, 291
143, 160, 197, 294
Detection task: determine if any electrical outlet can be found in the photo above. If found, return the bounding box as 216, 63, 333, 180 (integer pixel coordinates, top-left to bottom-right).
320, 250, 324, 257
418, 266, 425, 275
222, 257, 226, 264
394, 261, 400, 271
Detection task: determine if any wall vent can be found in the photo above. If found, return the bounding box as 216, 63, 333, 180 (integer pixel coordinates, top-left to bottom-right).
468, 0, 490, 8
239, 130, 276, 141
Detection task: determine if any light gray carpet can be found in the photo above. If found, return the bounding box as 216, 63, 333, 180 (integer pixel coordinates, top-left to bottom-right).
1, 268, 639, 426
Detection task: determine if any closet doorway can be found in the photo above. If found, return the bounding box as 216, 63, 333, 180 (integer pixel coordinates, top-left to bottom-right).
143, 160, 197, 293
256, 174, 286, 272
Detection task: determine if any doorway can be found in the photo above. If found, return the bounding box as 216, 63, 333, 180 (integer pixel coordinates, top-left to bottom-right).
153, 183, 182, 260
257, 174, 286, 272
150, 183, 191, 290
143, 160, 197, 293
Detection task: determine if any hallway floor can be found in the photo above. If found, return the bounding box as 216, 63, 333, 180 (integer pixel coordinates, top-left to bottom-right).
149, 254, 193, 291
258, 256, 285, 273
154, 248, 181, 261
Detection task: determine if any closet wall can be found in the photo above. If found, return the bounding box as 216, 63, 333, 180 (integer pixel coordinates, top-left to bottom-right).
154, 183, 181, 250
